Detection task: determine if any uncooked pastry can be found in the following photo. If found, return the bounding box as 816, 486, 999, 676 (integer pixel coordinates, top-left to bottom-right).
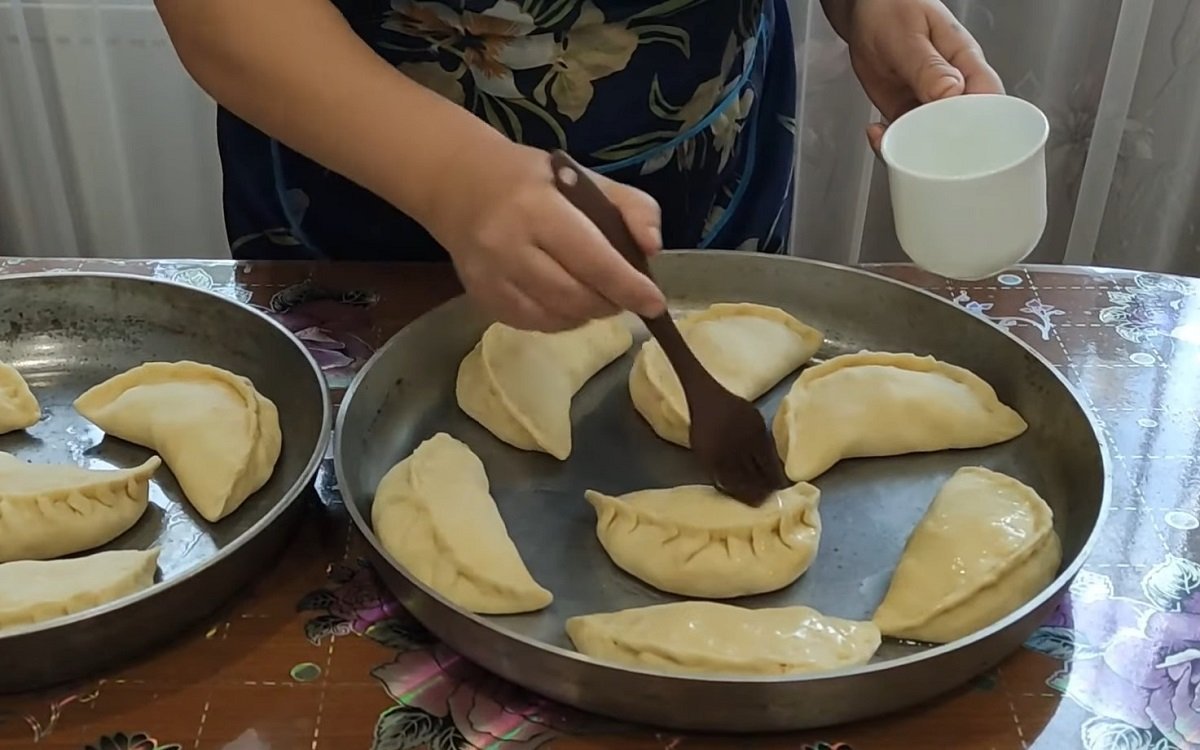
0, 362, 39, 434
457, 316, 633, 459
773, 351, 1027, 481
0, 453, 161, 562
585, 481, 821, 598
872, 466, 1062, 644
0, 548, 160, 631
629, 303, 822, 446
372, 432, 552, 615
566, 601, 881, 676
74, 361, 282, 523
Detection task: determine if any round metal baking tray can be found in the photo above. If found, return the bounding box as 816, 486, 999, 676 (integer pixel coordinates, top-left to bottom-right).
0, 273, 330, 691
335, 252, 1109, 732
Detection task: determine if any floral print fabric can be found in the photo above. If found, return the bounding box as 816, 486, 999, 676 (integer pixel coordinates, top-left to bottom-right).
219, 0, 796, 260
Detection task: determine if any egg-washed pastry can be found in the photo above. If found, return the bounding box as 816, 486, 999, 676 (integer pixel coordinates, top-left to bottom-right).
585, 482, 821, 598
74, 361, 281, 523
0, 362, 39, 434
872, 467, 1062, 644
0, 453, 161, 562
566, 601, 881, 676
456, 316, 633, 460
773, 351, 1027, 481
0, 548, 160, 631
629, 303, 822, 447
372, 433, 552, 615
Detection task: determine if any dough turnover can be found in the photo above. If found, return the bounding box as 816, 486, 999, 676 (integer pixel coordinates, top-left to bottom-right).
872, 467, 1062, 644
372, 433, 552, 615
74, 361, 282, 523
0, 453, 161, 562
0, 362, 39, 434
0, 548, 160, 631
586, 482, 821, 598
629, 303, 822, 446
566, 601, 881, 676
456, 316, 633, 460
773, 351, 1027, 481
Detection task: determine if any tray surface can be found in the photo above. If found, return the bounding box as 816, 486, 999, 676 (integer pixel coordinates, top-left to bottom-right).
0, 273, 330, 689
336, 253, 1109, 731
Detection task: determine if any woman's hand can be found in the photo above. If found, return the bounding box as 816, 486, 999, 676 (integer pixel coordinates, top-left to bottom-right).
825, 0, 1005, 150
424, 142, 666, 333
156, 0, 661, 334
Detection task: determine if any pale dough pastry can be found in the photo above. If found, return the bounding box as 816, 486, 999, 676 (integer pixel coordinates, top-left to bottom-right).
586, 482, 821, 598
566, 601, 881, 676
0, 548, 160, 631
872, 467, 1062, 644
0, 362, 39, 434
456, 317, 633, 460
372, 433, 552, 615
629, 303, 823, 446
74, 361, 282, 523
0, 453, 161, 562
773, 351, 1027, 481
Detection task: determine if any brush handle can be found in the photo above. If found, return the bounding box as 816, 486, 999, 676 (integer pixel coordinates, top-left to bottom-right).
549, 151, 713, 387
549, 150, 654, 280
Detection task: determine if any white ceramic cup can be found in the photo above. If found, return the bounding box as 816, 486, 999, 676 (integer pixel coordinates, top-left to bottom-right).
880, 94, 1050, 280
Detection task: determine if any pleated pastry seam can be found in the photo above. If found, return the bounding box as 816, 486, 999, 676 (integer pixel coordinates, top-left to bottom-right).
607, 638, 776, 674
882, 530, 1056, 632
587, 634, 808, 675
0, 550, 158, 629
589, 491, 817, 538
637, 305, 823, 435
386, 492, 546, 610
474, 337, 548, 454
792, 352, 1024, 423
376, 443, 549, 613
0, 463, 156, 504
75, 363, 270, 515
0, 466, 154, 520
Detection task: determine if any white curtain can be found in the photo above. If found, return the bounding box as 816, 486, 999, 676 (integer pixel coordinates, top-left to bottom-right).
0, 0, 224, 258
2, 0, 1199, 274
791, 0, 1200, 275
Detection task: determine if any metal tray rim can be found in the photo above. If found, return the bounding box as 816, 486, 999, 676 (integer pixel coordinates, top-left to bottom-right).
0, 271, 334, 640
335, 252, 1112, 686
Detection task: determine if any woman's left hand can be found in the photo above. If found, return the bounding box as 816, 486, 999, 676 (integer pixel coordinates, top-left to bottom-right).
836, 0, 1005, 151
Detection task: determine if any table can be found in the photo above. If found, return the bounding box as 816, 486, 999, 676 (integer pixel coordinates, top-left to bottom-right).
0, 259, 1197, 750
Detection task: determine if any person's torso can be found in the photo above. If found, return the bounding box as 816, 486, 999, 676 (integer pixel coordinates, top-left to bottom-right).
219, 0, 797, 260
332, 0, 768, 169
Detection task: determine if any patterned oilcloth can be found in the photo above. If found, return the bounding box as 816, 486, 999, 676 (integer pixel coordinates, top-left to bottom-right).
218, 0, 797, 260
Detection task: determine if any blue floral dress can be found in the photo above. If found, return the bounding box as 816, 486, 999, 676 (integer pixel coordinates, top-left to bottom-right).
220, 0, 796, 260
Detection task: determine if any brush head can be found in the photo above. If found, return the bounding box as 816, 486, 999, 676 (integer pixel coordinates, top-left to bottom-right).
688, 377, 789, 507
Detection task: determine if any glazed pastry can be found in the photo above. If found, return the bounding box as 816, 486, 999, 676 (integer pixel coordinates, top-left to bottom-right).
0, 453, 161, 562
773, 351, 1027, 481
0, 362, 39, 434
585, 482, 821, 598
872, 467, 1062, 644
0, 548, 160, 631
566, 601, 881, 676
372, 433, 552, 615
629, 303, 822, 446
457, 316, 633, 460
74, 361, 282, 522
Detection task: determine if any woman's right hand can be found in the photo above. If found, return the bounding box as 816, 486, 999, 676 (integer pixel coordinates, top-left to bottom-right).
423, 142, 667, 332
157, 0, 661, 333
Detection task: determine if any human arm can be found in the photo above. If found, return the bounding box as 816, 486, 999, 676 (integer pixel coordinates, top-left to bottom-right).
156, 0, 665, 330
819, 0, 856, 39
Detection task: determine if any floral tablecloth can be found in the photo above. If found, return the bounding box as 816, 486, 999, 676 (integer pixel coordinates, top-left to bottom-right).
0, 259, 1197, 750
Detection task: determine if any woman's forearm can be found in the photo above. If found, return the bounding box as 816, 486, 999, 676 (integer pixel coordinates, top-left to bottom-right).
820, 0, 856, 41
156, 0, 507, 229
